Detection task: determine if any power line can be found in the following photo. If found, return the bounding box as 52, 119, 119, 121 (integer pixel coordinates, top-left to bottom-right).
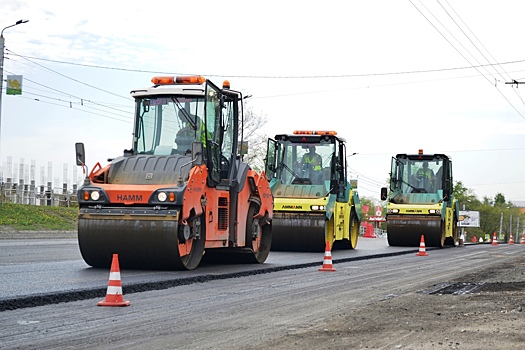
437, 1, 500, 80
357, 147, 525, 157
11, 95, 132, 123
409, 0, 525, 119
4, 69, 133, 120
7, 49, 130, 100
7, 49, 525, 80
439, 0, 525, 107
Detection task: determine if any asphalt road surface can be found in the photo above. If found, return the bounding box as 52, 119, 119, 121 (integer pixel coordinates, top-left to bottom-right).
1, 233, 524, 349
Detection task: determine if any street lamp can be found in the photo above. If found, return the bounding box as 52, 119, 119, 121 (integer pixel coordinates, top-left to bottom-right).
0, 19, 29, 174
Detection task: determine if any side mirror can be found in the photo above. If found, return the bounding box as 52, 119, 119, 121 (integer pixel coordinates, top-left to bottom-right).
380, 187, 388, 201
75, 142, 85, 166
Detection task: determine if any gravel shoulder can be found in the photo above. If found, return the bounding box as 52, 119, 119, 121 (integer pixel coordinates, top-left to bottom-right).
253, 253, 525, 350
0, 227, 77, 239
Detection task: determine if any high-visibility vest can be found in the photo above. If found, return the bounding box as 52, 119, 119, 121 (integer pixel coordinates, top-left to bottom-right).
304, 154, 322, 171
177, 119, 208, 147
416, 168, 433, 179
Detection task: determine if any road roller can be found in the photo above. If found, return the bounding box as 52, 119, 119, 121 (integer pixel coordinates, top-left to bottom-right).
74, 75, 273, 270
265, 131, 361, 252
380, 149, 459, 248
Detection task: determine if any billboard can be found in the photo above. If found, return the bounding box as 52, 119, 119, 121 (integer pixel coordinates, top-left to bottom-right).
458, 210, 480, 227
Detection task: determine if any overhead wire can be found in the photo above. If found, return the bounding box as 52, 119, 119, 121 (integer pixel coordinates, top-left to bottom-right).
253, 68, 525, 100
3, 49, 135, 125
439, 0, 525, 107
441, 0, 514, 82
419, 0, 497, 81
7, 47, 525, 126
10, 95, 133, 123
4, 69, 133, 123
4, 48, 134, 121
409, 0, 525, 119
7, 49, 525, 80
6, 49, 130, 100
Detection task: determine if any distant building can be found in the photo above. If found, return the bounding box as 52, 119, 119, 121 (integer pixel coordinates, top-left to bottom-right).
511, 201, 525, 214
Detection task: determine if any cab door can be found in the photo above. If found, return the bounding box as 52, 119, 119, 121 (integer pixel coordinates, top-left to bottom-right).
265, 138, 278, 181
204, 80, 222, 185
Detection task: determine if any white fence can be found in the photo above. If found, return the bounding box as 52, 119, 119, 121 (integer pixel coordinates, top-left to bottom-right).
1, 179, 78, 206
1, 157, 81, 206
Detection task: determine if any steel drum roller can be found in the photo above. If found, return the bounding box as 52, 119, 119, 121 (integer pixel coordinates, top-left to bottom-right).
386, 215, 444, 247
78, 215, 185, 270
271, 212, 326, 252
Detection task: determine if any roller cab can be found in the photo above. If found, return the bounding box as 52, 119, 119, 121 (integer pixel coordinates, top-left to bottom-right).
381, 150, 458, 247
265, 131, 361, 252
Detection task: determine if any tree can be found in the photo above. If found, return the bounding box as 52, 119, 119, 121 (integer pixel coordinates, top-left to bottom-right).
453, 181, 477, 204
452, 182, 525, 242
494, 192, 507, 208
241, 101, 269, 172
482, 196, 493, 206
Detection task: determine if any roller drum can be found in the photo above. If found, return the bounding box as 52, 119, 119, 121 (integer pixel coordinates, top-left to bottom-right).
78, 216, 184, 270
271, 212, 326, 252
386, 215, 443, 247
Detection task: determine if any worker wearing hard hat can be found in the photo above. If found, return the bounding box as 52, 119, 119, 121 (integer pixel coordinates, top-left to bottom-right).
414, 161, 435, 191
300, 145, 323, 184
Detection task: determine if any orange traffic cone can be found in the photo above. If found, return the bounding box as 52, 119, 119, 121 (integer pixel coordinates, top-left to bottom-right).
509, 234, 515, 245
318, 241, 336, 272
491, 232, 498, 246
472, 235, 477, 243
521, 233, 525, 245
416, 235, 428, 256
363, 223, 377, 238
98, 254, 130, 307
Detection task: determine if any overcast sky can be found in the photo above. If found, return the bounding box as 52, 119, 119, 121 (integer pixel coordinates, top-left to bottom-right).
2, 0, 525, 203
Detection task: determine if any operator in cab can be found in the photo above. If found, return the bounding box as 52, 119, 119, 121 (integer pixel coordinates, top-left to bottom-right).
300, 145, 323, 184
414, 161, 435, 191
175, 110, 196, 154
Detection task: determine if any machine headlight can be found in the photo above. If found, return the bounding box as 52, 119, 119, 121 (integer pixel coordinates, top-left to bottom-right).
90, 191, 100, 201
311, 205, 326, 211
388, 208, 399, 214
157, 192, 167, 202
429, 209, 441, 214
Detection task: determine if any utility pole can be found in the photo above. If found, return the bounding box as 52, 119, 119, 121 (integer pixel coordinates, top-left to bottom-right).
509, 214, 512, 243
0, 19, 29, 172
461, 203, 465, 239
516, 217, 520, 244
499, 212, 503, 241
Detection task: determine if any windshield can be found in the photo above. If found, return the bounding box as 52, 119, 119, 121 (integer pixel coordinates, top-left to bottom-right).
395, 158, 444, 193
276, 140, 335, 188
133, 96, 205, 155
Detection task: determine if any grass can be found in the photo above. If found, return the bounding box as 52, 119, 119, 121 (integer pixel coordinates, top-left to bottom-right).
0, 202, 78, 231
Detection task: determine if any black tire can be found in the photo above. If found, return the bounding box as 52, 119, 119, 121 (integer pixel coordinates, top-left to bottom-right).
332, 210, 359, 250
244, 202, 272, 263
177, 215, 205, 270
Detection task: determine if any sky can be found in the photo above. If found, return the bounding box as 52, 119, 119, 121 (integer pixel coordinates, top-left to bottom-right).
2, 0, 525, 204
